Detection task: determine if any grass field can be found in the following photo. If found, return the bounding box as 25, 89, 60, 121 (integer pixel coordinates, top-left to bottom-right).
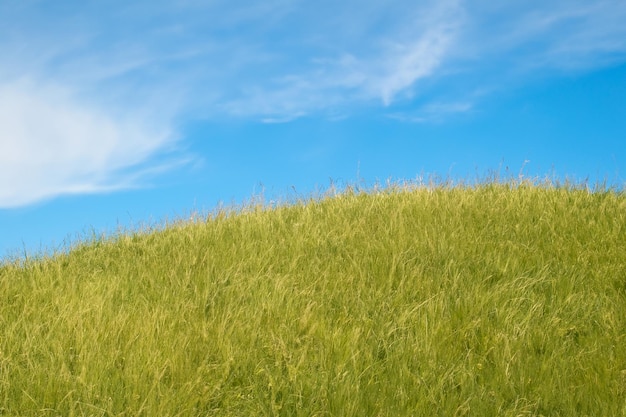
1, 180, 625, 416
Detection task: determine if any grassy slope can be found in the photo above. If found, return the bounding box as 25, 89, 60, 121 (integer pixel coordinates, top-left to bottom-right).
1, 183, 625, 416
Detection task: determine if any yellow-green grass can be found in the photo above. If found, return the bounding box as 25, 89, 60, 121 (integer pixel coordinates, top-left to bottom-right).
1, 181, 625, 416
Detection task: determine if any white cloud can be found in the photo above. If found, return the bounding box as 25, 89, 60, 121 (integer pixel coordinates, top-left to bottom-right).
220, 0, 462, 117
0, 81, 177, 208
536, 2, 626, 69
2, 0, 626, 207
377, 28, 455, 106
456, 1, 626, 72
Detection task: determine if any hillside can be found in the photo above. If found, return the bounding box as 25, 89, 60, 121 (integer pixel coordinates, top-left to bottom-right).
1, 182, 625, 416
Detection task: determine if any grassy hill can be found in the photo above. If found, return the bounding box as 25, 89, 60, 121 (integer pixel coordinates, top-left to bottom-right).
1, 181, 625, 416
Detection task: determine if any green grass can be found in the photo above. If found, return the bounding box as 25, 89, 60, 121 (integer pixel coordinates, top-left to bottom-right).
1, 181, 625, 416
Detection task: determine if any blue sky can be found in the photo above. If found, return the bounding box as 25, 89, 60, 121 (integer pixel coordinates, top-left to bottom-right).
1, 0, 625, 260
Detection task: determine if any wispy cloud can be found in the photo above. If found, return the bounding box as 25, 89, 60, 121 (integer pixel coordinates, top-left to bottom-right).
220, 0, 462, 118
1, 0, 625, 207
455, 1, 626, 72
0, 80, 177, 208
377, 28, 455, 106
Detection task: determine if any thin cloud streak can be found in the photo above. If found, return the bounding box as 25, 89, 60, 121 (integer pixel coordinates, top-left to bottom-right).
387, 101, 474, 124
378, 28, 455, 106
457, 1, 626, 72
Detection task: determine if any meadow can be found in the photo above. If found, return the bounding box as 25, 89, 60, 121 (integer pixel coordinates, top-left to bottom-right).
0, 180, 625, 416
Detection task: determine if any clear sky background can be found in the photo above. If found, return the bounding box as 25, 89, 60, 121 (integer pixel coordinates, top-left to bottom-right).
1, 0, 625, 260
